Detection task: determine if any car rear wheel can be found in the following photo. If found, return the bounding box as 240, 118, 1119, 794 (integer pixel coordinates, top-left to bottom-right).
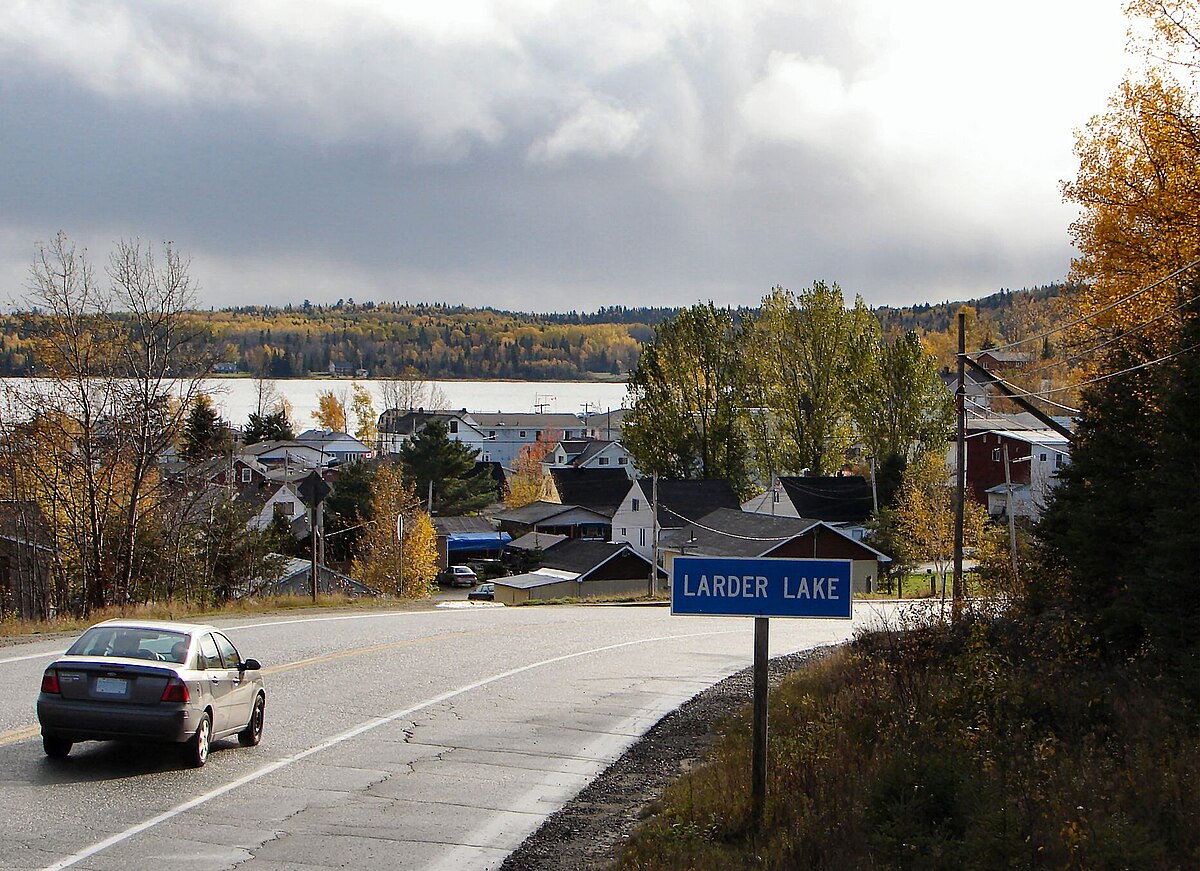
184, 712, 211, 767
42, 733, 72, 759
238, 694, 265, 747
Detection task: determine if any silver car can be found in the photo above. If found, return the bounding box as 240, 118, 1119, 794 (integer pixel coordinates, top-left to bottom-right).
37, 619, 265, 767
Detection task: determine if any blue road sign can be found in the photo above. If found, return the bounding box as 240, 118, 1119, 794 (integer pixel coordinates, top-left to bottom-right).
671, 556, 853, 619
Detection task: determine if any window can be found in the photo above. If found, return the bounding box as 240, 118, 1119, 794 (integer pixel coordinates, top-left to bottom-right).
632, 498, 640, 511
618, 457, 627, 465
1055, 454, 1065, 469
598, 457, 609, 465
214, 633, 242, 670
620, 528, 627, 536
241, 467, 253, 483
449, 420, 458, 434
489, 431, 496, 437
198, 634, 222, 671
639, 528, 646, 546
520, 430, 527, 438
274, 501, 295, 519
1040, 453, 1048, 462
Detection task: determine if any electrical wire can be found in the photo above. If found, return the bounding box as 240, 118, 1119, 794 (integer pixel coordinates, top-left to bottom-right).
993, 341, 1200, 399
659, 503, 814, 542
1016, 284, 1200, 380
978, 257, 1200, 355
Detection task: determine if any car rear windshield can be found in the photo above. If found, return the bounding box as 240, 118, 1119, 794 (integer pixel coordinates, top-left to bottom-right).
67, 627, 191, 663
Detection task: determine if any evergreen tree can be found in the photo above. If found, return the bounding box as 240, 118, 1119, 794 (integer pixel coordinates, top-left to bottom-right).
324, 460, 376, 562
180, 394, 231, 462
1036, 342, 1162, 649
244, 409, 294, 444
397, 420, 497, 515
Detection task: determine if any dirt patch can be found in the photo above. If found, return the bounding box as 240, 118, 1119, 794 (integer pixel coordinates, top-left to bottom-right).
500, 646, 835, 871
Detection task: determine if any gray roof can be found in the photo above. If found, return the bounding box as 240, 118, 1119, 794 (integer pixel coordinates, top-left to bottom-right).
540, 539, 649, 576
550, 468, 632, 517
433, 516, 496, 534
643, 478, 741, 528
470, 412, 582, 429
494, 500, 578, 525
660, 508, 891, 562
507, 531, 568, 552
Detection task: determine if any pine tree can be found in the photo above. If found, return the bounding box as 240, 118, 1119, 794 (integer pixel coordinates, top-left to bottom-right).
244, 409, 294, 444
397, 419, 497, 515
180, 394, 230, 462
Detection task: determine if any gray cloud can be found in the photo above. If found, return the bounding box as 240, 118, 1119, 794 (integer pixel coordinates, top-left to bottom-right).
0, 1, 1128, 310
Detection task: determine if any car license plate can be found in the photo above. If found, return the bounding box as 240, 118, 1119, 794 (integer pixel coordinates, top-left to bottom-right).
94, 677, 128, 695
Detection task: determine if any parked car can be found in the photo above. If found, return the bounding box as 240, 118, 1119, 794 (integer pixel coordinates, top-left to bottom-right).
37, 619, 266, 767
438, 565, 478, 588
467, 582, 495, 601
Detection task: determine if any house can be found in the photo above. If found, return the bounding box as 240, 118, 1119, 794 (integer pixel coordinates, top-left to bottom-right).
467, 412, 589, 468
212, 361, 239, 375
376, 409, 492, 458
295, 429, 373, 464
975, 349, 1033, 372
328, 362, 359, 378
582, 406, 629, 441
238, 440, 332, 471
659, 508, 891, 594
611, 478, 741, 560
237, 481, 307, 531
491, 539, 664, 604
742, 476, 874, 525
939, 366, 994, 412
494, 500, 613, 541
959, 414, 1071, 517
245, 555, 380, 598
547, 438, 637, 475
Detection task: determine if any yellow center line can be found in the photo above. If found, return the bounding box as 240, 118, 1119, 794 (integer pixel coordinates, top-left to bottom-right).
0, 626, 500, 747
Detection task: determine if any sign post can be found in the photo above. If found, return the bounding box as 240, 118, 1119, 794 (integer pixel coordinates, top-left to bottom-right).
297, 471, 332, 603
671, 555, 853, 822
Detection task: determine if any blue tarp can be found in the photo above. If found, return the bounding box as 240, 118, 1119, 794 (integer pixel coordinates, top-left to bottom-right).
446, 532, 512, 553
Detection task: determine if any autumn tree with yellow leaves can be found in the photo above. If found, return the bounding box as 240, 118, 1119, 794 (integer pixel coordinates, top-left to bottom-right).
504, 430, 560, 509
350, 463, 438, 598
1063, 0, 1200, 354
312, 389, 349, 432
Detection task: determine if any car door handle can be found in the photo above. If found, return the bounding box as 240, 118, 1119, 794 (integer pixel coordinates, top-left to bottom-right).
210, 675, 221, 684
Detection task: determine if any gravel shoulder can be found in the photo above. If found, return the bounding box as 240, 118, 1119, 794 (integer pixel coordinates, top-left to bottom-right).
501, 646, 835, 871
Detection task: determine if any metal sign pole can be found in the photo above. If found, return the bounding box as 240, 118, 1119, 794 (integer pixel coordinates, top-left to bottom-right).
751, 616, 769, 822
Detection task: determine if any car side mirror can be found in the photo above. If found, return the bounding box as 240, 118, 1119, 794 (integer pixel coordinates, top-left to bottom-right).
241, 658, 262, 671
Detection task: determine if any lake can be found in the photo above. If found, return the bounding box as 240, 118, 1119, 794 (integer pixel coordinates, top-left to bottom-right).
0, 378, 633, 428
210, 379, 632, 427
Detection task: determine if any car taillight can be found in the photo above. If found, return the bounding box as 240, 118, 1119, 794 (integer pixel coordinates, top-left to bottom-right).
41, 669, 60, 694
161, 677, 189, 703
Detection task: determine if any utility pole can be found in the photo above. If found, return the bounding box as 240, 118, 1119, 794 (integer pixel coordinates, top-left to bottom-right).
953, 310, 966, 619
868, 455, 879, 514
1002, 443, 1019, 585
649, 474, 659, 597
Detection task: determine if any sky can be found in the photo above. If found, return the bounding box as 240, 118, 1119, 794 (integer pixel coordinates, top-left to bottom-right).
0, 1, 1133, 312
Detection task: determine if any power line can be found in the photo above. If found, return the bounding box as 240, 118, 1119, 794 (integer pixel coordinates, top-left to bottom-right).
980, 258, 1200, 355
1017, 284, 1200, 380
997, 341, 1200, 400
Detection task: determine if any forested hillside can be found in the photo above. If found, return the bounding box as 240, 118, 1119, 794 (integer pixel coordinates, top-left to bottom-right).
0, 289, 1065, 379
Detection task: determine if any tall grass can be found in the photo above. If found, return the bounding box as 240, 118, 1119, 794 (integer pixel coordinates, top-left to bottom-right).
619, 606, 1200, 869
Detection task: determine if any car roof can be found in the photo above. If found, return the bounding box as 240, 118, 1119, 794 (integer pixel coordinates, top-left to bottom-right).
89, 619, 219, 635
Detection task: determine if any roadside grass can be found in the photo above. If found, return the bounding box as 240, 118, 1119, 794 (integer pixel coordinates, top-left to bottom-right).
618, 605, 1200, 870
0, 593, 434, 641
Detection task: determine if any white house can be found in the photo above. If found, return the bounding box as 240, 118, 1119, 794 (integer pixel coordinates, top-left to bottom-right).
295, 429, 373, 464
547, 438, 637, 475
610, 478, 741, 561
239, 482, 306, 531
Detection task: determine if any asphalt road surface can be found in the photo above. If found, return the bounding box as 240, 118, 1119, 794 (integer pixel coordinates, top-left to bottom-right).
0, 601, 902, 870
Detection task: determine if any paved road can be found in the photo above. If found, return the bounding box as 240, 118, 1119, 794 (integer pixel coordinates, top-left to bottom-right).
0, 602, 902, 870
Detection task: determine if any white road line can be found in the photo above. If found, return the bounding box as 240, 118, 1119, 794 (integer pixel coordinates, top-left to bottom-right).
0, 649, 65, 666
41, 628, 742, 871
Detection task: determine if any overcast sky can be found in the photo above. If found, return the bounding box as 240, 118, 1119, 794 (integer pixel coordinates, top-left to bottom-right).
0, 1, 1131, 311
